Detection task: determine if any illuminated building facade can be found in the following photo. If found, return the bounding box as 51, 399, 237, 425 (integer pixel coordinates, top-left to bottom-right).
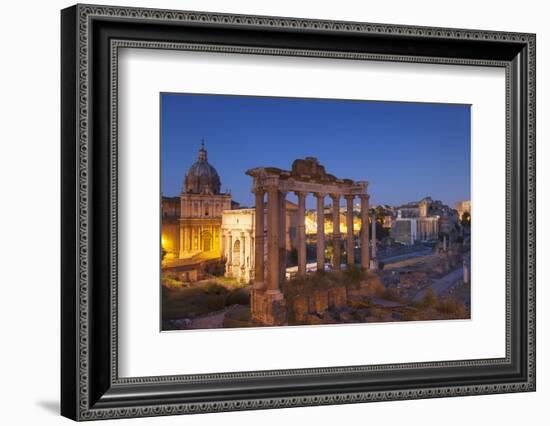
455, 200, 471, 220
390, 197, 451, 244
161, 143, 232, 263
221, 201, 298, 283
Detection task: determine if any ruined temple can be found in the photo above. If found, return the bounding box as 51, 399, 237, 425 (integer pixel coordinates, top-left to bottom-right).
246, 157, 372, 325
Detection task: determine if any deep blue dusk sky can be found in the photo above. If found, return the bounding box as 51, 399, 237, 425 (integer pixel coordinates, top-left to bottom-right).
161, 93, 470, 209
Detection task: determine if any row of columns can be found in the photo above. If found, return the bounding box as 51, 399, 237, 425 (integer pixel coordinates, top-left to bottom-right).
179, 224, 218, 257
254, 188, 372, 294
417, 218, 439, 241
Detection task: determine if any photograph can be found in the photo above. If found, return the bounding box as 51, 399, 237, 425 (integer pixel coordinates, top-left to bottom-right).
160, 93, 472, 331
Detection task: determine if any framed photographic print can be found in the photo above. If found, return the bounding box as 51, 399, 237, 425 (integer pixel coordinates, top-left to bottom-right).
61, 4, 536, 421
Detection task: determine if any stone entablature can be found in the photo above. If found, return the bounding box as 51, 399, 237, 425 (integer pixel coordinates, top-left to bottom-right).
180, 193, 231, 219
252, 156, 367, 197
246, 157, 372, 326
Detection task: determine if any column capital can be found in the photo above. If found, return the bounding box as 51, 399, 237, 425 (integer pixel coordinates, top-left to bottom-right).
330, 193, 341, 202
314, 192, 327, 199
252, 187, 265, 195
344, 194, 355, 202
294, 190, 307, 199
359, 194, 370, 202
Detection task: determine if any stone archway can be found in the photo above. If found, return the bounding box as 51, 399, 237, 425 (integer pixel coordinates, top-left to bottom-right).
232, 239, 241, 267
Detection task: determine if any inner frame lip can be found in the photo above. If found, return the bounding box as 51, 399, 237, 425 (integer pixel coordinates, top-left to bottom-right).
109, 38, 512, 385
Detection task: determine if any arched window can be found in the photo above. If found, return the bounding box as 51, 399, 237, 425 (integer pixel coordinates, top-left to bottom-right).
233, 240, 241, 266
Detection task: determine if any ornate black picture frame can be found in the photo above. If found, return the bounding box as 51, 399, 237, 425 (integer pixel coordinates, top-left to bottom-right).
61, 4, 536, 421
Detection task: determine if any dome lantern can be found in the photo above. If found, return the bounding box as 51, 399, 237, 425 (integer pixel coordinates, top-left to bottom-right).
198, 140, 207, 162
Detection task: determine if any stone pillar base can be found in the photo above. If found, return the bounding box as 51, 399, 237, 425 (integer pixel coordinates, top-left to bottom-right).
251, 289, 287, 326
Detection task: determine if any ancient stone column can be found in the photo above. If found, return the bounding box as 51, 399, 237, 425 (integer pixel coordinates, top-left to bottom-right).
295, 191, 307, 275
315, 193, 326, 272
360, 195, 370, 269
214, 226, 219, 252
371, 213, 377, 259
241, 232, 246, 279
266, 187, 280, 293
179, 225, 185, 258
279, 191, 287, 284
247, 229, 253, 279
345, 195, 355, 265
182, 227, 186, 254
195, 226, 199, 251
331, 194, 341, 271
370, 212, 378, 270
253, 190, 265, 289
227, 233, 233, 275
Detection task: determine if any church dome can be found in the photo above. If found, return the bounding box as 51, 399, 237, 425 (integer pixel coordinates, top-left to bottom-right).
183, 143, 222, 194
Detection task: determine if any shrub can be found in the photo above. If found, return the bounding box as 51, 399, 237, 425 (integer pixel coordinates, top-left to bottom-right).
382, 288, 402, 302
202, 282, 228, 296
342, 264, 363, 287
420, 288, 438, 308
161, 275, 183, 288
206, 294, 227, 311
226, 288, 250, 306
215, 276, 242, 288
437, 298, 466, 317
